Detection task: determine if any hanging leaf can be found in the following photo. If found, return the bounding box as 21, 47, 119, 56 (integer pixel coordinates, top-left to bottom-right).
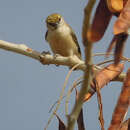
108, 68, 130, 130
106, 33, 128, 65
114, 0, 130, 35
55, 114, 66, 130
123, 0, 128, 6
114, 33, 128, 64
119, 118, 130, 130
84, 63, 124, 102
75, 88, 85, 130
106, 35, 117, 57
107, 0, 124, 13
77, 108, 85, 130
87, 0, 112, 42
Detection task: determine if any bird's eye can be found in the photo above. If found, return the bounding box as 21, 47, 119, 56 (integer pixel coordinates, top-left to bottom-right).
58, 17, 61, 21
57, 16, 61, 22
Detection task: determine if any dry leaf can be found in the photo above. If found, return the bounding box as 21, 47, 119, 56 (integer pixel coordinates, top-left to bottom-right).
87, 0, 112, 42
75, 89, 85, 130
84, 63, 124, 102
106, 33, 128, 65
114, 33, 128, 64
77, 108, 85, 130
114, 0, 130, 35
119, 118, 130, 130
108, 68, 130, 130
123, 0, 128, 6
106, 35, 117, 57
55, 114, 66, 130
107, 0, 123, 13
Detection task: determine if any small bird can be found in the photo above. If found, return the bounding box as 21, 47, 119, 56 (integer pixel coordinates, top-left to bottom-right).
45, 13, 81, 60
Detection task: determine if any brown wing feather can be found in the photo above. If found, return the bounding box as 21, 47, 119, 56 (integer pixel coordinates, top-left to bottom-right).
45, 30, 48, 41
70, 28, 81, 57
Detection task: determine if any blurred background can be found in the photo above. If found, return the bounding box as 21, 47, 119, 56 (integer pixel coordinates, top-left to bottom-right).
0, 0, 129, 130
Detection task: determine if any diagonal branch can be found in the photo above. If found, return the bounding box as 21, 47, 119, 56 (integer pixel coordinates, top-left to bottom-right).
0, 40, 126, 82
0, 40, 41, 60
0, 40, 85, 70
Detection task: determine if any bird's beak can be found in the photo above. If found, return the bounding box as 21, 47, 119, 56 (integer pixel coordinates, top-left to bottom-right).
48, 22, 58, 27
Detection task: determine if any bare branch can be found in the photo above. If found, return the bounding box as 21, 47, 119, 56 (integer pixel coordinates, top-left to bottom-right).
0, 40, 126, 82
0, 40, 85, 70
0, 40, 41, 60
67, 0, 96, 129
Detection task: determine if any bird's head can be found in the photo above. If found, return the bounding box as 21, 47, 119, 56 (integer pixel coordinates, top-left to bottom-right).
46, 13, 64, 30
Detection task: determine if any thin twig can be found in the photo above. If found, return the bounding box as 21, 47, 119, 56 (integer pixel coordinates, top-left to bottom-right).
49, 77, 83, 114
93, 52, 113, 57
95, 81, 105, 130
65, 76, 83, 115
122, 56, 130, 62
44, 63, 80, 130
96, 59, 114, 66
48, 95, 66, 113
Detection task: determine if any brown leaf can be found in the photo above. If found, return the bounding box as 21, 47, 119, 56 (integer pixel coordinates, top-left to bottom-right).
75, 89, 85, 130
82, 0, 96, 46
114, 0, 130, 35
106, 35, 117, 57
55, 114, 66, 130
123, 0, 128, 6
77, 108, 85, 130
108, 68, 130, 130
84, 63, 124, 102
87, 0, 112, 42
119, 118, 130, 130
114, 33, 128, 65
107, 0, 123, 13
106, 33, 128, 65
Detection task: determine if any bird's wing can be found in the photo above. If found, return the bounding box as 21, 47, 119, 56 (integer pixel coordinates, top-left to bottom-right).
45, 30, 48, 42
70, 28, 81, 56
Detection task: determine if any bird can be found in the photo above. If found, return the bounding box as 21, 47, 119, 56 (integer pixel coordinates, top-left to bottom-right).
45, 13, 81, 60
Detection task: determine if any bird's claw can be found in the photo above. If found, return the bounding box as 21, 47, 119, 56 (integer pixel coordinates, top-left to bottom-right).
41, 51, 51, 56
53, 54, 61, 66
53, 54, 61, 59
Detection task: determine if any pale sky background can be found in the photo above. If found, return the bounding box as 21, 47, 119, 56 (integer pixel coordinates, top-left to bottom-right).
0, 0, 129, 130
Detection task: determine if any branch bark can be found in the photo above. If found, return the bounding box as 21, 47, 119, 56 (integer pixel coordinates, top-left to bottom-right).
0, 40, 85, 70
0, 40, 126, 82
67, 0, 96, 129
0, 39, 126, 81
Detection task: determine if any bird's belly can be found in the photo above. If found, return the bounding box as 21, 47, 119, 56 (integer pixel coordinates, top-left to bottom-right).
48, 34, 74, 56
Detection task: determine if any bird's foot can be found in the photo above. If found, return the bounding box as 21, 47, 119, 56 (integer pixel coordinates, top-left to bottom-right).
53, 54, 61, 59
40, 51, 51, 65
53, 54, 61, 66
41, 51, 51, 56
